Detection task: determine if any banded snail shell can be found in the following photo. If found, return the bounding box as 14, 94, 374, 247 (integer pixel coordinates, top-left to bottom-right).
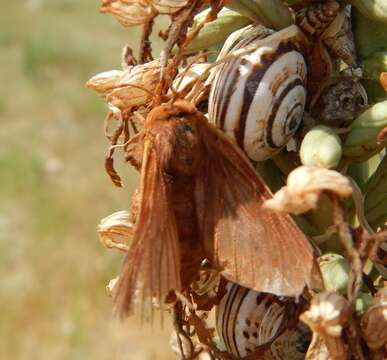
216, 281, 310, 359
209, 25, 308, 161
295, 0, 340, 38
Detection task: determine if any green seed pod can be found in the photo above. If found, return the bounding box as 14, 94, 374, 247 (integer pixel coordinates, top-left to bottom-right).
185, 8, 250, 54
364, 155, 387, 229
343, 100, 387, 162
350, 0, 387, 24
300, 125, 343, 169
318, 253, 350, 294
355, 292, 374, 317
227, 0, 293, 30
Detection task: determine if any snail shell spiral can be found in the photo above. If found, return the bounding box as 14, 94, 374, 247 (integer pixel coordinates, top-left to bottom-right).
209, 25, 308, 161
216, 281, 310, 359
295, 0, 340, 38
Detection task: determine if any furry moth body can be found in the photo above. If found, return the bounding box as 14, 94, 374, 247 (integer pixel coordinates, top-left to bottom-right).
115, 100, 318, 317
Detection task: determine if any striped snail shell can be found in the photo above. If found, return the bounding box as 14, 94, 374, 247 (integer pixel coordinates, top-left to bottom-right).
209, 25, 308, 161
295, 0, 340, 38
216, 281, 310, 359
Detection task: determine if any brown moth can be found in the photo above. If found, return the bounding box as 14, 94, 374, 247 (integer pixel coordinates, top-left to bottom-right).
113, 99, 319, 317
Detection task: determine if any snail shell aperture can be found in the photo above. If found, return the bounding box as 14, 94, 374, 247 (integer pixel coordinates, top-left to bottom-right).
209, 25, 308, 161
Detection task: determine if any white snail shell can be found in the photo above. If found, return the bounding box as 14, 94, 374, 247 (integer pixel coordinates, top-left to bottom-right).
209, 25, 308, 161
216, 281, 310, 359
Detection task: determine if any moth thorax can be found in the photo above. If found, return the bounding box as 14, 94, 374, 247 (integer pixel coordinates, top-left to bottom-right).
209, 26, 307, 161
169, 116, 202, 176
216, 282, 310, 359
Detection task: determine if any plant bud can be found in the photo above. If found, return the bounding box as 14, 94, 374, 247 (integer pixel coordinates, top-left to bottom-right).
264, 166, 352, 215
344, 100, 387, 162
97, 210, 133, 252
318, 254, 350, 295
355, 292, 373, 317
300, 126, 342, 169
185, 8, 250, 54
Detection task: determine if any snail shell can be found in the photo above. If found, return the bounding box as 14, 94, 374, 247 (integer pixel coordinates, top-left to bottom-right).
321, 8, 357, 67
216, 281, 310, 359
209, 25, 308, 161
296, 0, 340, 38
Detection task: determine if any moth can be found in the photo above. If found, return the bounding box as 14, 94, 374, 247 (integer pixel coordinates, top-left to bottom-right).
113, 99, 319, 317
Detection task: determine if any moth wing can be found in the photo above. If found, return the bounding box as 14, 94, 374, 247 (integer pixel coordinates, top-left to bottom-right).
196, 121, 317, 297
113, 135, 181, 317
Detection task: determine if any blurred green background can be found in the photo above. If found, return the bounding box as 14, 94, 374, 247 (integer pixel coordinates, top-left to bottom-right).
0, 1, 172, 359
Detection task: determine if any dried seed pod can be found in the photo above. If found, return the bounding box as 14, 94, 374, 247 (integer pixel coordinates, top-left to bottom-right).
209, 25, 308, 161
100, 0, 155, 27
310, 76, 368, 127
98, 211, 133, 252
264, 166, 352, 215
296, 0, 340, 38
216, 281, 309, 359
360, 286, 387, 350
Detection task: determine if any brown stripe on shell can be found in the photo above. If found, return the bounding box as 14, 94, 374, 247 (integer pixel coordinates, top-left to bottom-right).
265, 78, 304, 149
233, 41, 301, 151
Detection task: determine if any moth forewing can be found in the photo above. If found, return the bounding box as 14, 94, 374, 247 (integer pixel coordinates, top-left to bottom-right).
195, 117, 319, 297
113, 135, 182, 318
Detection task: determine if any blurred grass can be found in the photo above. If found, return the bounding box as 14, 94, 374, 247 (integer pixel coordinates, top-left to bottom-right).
0, 1, 172, 359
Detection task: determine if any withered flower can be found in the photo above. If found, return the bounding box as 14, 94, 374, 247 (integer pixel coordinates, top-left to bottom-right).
86, 59, 162, 115
100, 0, 155, 27
360, 286, 387, 350
301, 292, 351, 360
85, 70, 123, 99
97, 210, 133, 252
264, 166, 352, 215
152, 0, 190, 14
106, 276, 119, 296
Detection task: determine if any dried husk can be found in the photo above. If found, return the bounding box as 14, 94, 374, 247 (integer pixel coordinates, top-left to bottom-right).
97, 210, 133, 251
264, 166, 352, 215
301, 292, 352, 360
360, 286, 387, 350
152, 0, 190, 14
100, 0, 155, 27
